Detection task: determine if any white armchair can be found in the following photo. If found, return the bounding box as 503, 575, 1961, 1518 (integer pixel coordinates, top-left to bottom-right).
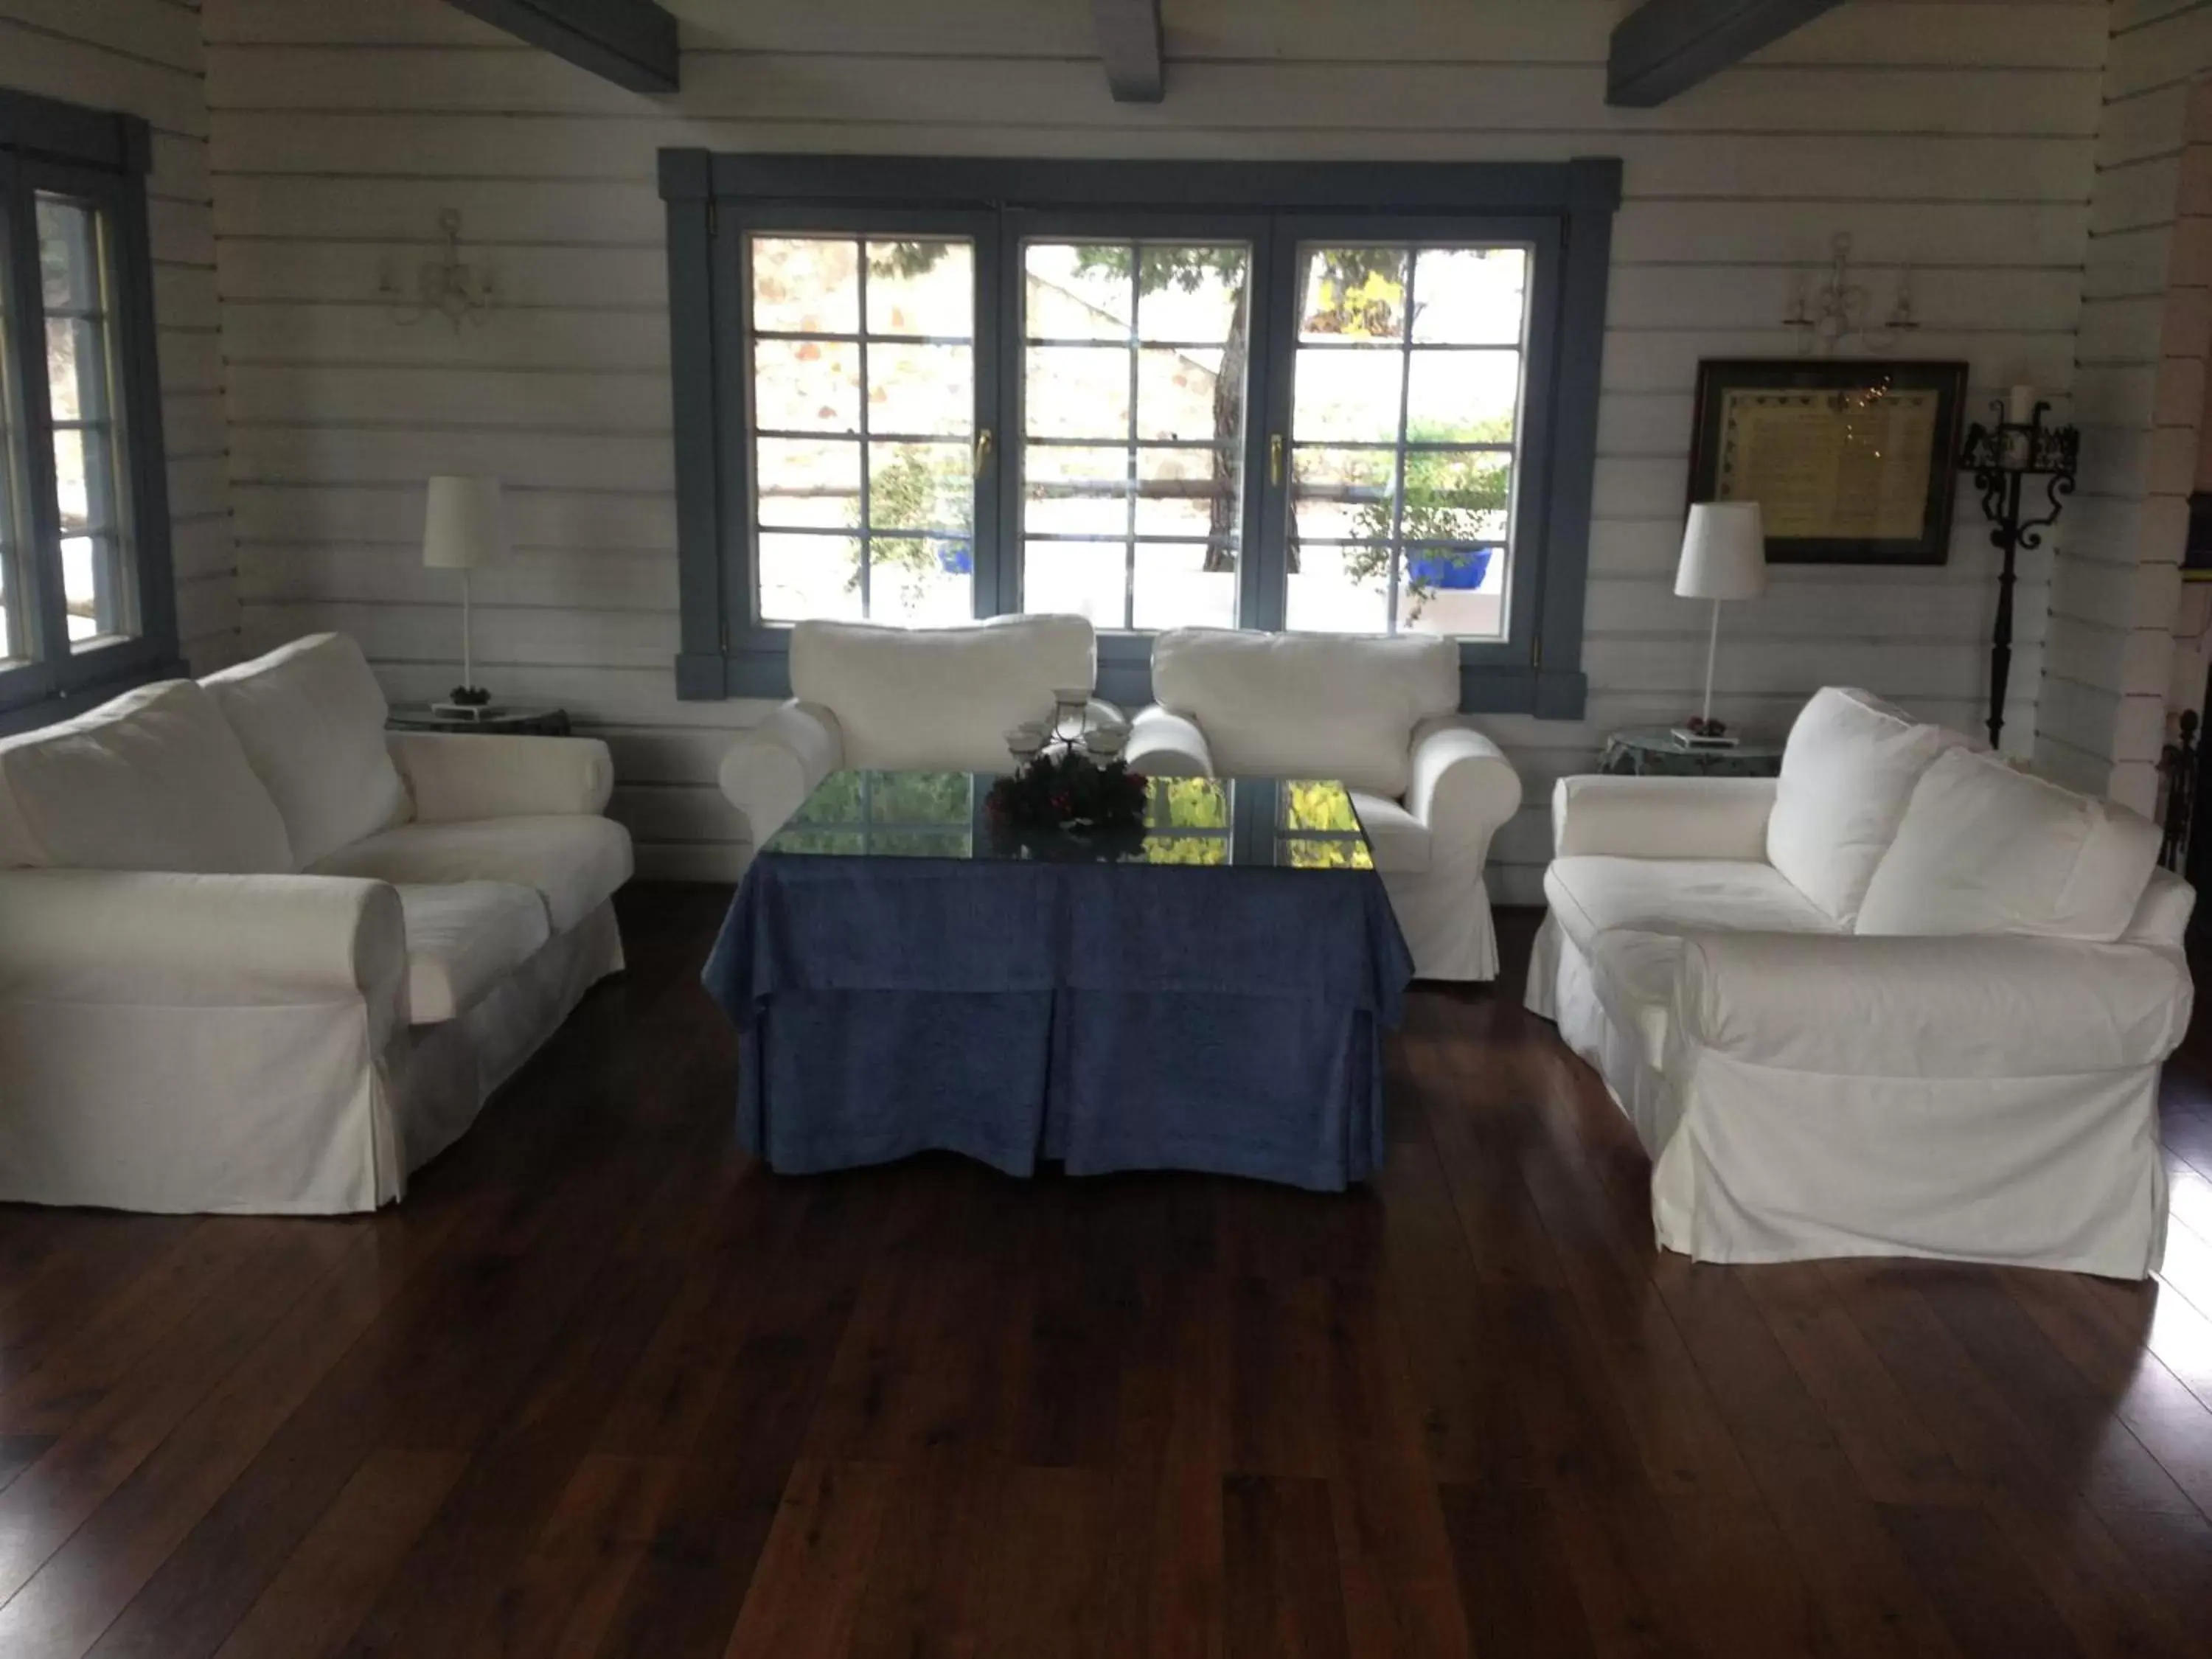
1130, 628, 1523, 981
717, 614, 1112, 846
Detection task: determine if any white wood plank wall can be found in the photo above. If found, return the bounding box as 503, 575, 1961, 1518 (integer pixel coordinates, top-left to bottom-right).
2039, 0, 2212, 814
195, 0, 2110, 894
0, 0, 240, 673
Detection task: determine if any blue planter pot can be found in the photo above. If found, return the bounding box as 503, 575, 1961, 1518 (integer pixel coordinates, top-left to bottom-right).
1405, 548, 1492, 590
936, 539, 974, 574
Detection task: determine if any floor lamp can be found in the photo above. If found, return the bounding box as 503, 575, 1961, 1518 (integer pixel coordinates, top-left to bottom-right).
1673, 501, 1767, 747
423, 475, 509, 717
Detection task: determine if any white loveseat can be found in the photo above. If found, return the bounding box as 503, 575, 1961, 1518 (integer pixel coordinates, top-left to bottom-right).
1528, 686, 2194, 1278
717, 613, 1114, 846
1126, 628, 1523, 981
0, 633, 633, 1214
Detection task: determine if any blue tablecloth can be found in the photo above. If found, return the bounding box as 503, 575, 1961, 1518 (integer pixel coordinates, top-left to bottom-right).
703, 854, 1414, 1190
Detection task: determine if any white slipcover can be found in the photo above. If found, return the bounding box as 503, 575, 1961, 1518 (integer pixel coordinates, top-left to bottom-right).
718, 614, 1109, 847
1526, 692, 2195, 1278
1134, 630, 1521, 981
0, 637, 633, 1214
0, 680, 294, 874
203, 633, 409, 867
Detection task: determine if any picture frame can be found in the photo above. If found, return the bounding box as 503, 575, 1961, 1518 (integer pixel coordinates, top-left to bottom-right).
1686, 359, 1968, 565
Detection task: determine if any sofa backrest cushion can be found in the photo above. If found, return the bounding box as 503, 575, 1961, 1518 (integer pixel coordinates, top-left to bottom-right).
788, 614, 1096, 772
0, 680, 295, 872
1766, 686, 1967, 927
1856, 748, 2161, 942
1149, 628, 1456, 798
203, 633, 410, 867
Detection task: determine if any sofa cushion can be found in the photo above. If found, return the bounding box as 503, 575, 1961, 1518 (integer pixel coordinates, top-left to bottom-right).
790, 615, 1094, 773
1544, 855, 1840, 957
1765, 686, 1967, 928
313, 815, 633, 933
0, 681, 294, 874
1857, 748, 2161, 942
395, 880, 549, 1024
203, 633, 409, 867
1150, 629, 1456, 798
1349, 791, 1429, 874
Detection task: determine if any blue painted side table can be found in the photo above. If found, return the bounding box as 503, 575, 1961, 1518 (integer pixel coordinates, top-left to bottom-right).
1599, 726, 1784, 778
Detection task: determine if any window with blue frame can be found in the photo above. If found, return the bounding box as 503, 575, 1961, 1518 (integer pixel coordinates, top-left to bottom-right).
0, 88, 177, 728
663, 156, 1616, 716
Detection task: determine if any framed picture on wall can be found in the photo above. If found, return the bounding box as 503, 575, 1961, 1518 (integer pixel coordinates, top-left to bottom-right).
1686, 359, 1968, 565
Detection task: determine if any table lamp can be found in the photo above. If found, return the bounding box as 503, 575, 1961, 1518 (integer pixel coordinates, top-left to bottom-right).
1673, 501, 1766, 748
422, 475, 509, 717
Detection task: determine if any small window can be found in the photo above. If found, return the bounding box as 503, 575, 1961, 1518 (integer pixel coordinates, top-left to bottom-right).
0, 90, 176, 726
1285, 243, 1526, 640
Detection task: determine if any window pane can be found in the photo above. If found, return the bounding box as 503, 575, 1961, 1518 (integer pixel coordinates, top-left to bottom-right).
0, 248, 19, 667
1020, 240, 1250, 629
865, 240, 972, 338
751, 237, 858, 334
1023, 538, 1125, 628
758, 532, 862, 623
1133, 541, 1235, 630
755, 437, 859, 529
1023, 444, 1128, 537
1024, 346, 1130, 439
1024, 243, 1132, 341
39, 195, 137, 652
1300, 247, 1407, 343
747, 232, 975, 622
1411, 247, 1527, 344
870, 343, 971, 437
1405, 349, 1519, 438
1283, 240, 1529, 639
1285, 543, 1389, 634
754, 338, 860, 434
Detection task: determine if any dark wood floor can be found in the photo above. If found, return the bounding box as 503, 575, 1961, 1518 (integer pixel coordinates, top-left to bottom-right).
3, 887, 2212, 1658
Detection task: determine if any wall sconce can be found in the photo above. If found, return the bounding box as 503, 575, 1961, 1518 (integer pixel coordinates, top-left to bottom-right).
1783, 232, 1919, 355
380, 209, 495, 330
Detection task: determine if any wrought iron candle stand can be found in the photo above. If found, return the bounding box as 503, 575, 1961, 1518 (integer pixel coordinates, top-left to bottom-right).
1958, 401, 2079, 748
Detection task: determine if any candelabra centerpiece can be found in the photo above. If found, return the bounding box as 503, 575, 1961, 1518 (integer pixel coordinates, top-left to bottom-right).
992, 692, 1144, 837
1958, 390, 2079, 750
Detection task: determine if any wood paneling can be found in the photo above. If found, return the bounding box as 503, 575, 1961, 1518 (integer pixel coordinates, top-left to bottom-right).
196, 0, 2110, 886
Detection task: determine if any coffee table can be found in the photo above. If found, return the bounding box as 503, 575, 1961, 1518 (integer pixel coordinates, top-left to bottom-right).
702, 770, 1414, 1190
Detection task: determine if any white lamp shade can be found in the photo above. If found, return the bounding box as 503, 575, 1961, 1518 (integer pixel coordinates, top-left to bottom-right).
422, 476, 509, 571
1674, 501, 1767, 601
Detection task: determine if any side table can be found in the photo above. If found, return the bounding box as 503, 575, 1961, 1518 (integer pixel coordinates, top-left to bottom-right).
386, 703, 571, 737
1599, 726, 1782, 778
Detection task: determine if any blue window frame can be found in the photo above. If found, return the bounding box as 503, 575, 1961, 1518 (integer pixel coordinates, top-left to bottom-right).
661, 153, 1618, 716
0, 88, 179, 731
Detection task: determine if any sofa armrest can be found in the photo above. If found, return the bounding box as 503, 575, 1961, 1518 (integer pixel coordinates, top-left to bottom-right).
0, 869, 407, 1013
1406, 717, 1522, 853
1674, 931, 2192, 1079
1124, 705, 1212, 777
717, 700, 844, 845
1551, 774, 1777, 860
387, 732, 614, 821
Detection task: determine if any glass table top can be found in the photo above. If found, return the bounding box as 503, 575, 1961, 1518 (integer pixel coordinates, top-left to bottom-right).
762, 771, 1374, 871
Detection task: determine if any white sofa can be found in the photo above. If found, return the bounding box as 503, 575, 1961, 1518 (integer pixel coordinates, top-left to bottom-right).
717, 613, 1115, 846
1527, 686, 2194, 1278
1125, 628, 1523, 981
0, 633, 633, 1214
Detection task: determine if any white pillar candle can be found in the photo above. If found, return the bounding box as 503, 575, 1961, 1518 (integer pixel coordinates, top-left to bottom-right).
2008, 384, 2037, 425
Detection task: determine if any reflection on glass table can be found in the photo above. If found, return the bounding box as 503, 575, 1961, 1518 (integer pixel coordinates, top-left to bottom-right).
764, 770, 1373, 870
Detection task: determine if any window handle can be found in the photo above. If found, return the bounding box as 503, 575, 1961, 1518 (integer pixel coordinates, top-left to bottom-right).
1269, 433, 1284, 487
974, 427, 995, 476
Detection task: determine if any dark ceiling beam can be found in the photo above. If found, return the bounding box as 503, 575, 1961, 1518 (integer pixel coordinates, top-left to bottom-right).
1607, 0, 1844, 107
1091, 0, 1164, 103
446, 0, 678, 94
